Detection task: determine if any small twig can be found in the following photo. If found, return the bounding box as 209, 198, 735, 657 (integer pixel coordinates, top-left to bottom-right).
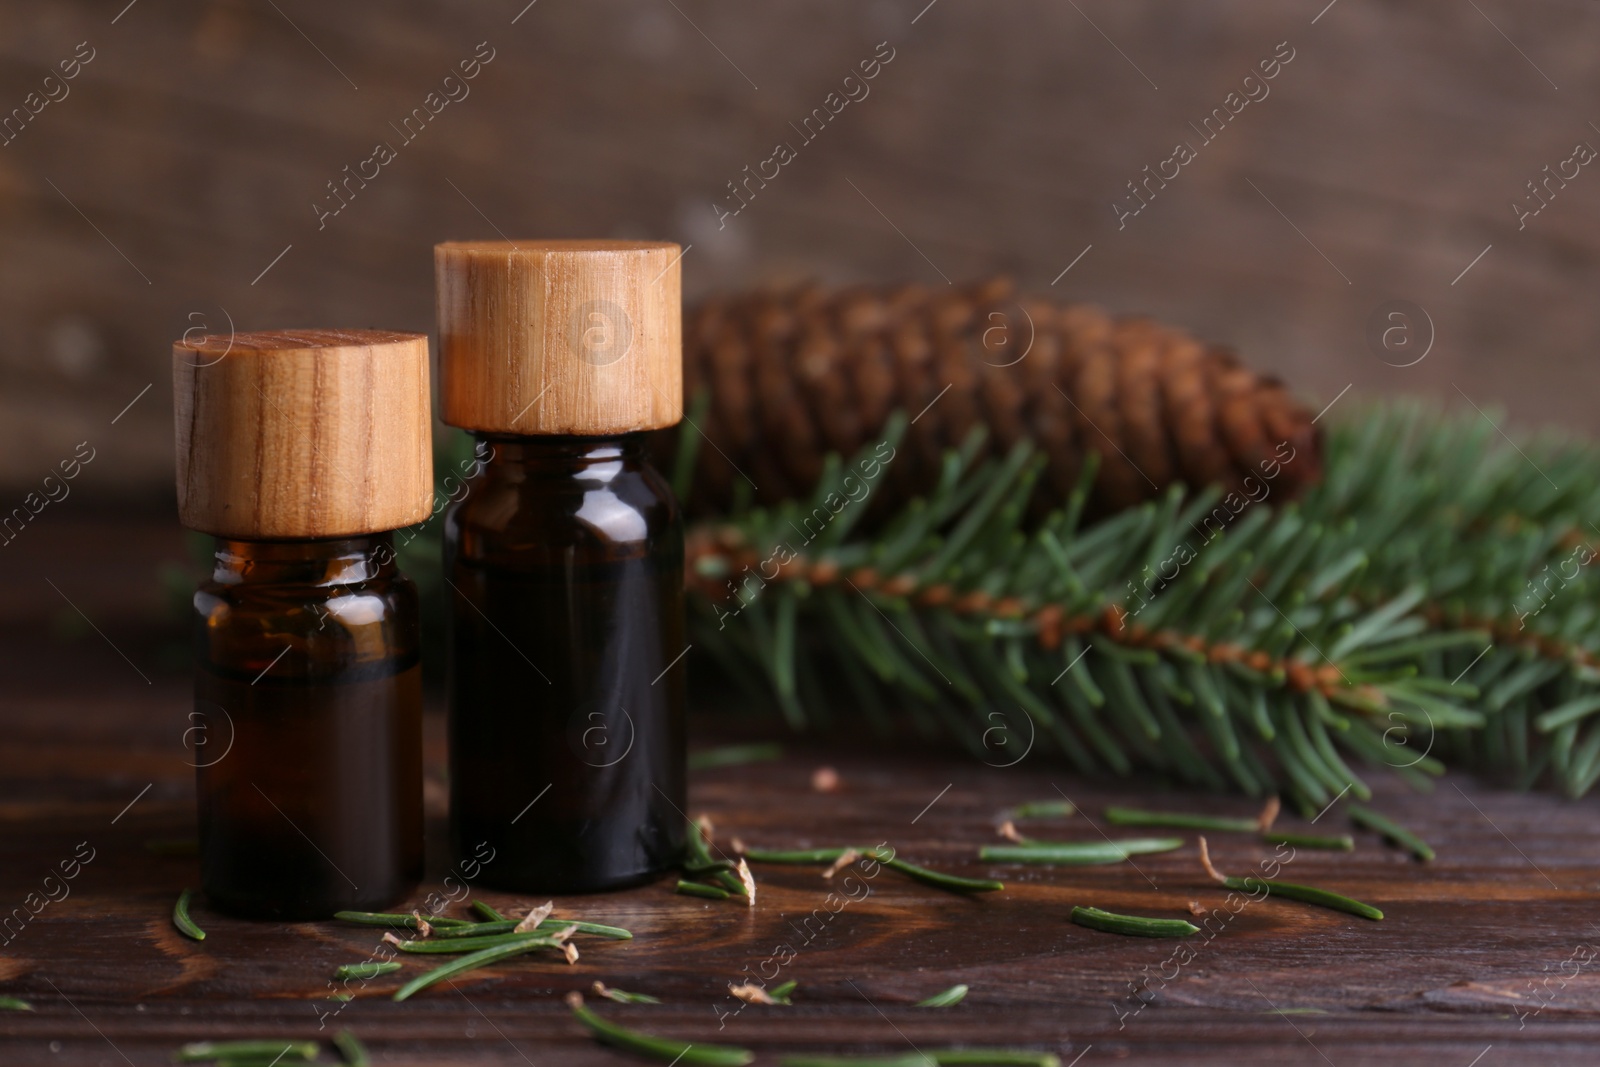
514, 901, 555, 933
822, 849, 860, 879
728, 983, 779, 1005
1198, 836, 1227, 883
1256, 796, 1282, 832
736, 858, 757, 906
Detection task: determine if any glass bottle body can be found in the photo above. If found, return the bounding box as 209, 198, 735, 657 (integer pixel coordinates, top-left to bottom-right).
444, 434, 686, 893
190, 535, 423, 920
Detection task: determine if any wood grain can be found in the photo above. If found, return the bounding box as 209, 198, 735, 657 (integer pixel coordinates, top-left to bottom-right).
436, 240, 683, 436
1, 515, 1599, 1064
172, 328, 433, 538
3, 3, 1598, 496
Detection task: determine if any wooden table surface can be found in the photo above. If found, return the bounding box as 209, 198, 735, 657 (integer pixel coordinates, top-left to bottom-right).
3, 516, 1599, 1066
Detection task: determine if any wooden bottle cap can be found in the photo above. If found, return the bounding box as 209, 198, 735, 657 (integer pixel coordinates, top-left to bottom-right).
435, 240, 682, 435
172, 329, 434, 539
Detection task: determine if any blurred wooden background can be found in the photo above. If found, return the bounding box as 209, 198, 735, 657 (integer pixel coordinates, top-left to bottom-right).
1, 0, 1597, 499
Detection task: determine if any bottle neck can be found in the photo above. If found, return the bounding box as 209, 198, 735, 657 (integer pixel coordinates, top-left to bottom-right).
210, 534, 397, 587
472, 432, 649, 479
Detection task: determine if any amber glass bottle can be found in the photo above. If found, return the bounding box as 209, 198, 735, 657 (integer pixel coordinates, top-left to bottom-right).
436, 240, 687, 892
173, 328, 434, 920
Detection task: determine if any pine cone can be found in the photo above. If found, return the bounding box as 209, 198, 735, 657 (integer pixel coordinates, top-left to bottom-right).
655, 277, 1322, 521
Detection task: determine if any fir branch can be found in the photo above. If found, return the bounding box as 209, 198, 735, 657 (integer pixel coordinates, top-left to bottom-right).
684, 404, 1600, 804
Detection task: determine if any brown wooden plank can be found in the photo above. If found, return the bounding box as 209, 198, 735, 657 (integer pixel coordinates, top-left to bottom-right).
3, 516, 1600, 1063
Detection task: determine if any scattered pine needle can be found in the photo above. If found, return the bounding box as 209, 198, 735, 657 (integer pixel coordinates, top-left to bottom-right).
914, 984, 969, 1008
593, 981, 661, 1004
333, 1029, 371, 1066
1198, 837, 1383, 920
567, 992, 754, 1065
172, 889, 206, 942
688, 743, 784, 770
1000, 799, 1076, 821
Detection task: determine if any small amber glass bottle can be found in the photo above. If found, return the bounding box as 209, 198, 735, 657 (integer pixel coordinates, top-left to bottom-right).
172, 329, 434, 919
436, 240, 687, 892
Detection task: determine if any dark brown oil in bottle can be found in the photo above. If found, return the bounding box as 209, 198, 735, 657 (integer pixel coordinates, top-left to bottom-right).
445, 435, 686, 892
191, 535, 424, 919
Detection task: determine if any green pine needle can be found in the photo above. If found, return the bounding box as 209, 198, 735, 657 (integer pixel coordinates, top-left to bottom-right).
1349, 804, 1436, 861
567, 993, 753, 1065
915, 984, 969, 1007
174, 1040, 318, 1062
334, 961, 402, 981
1000, 800, 1076, 821
1070, 905, 1199, 938
689, 743, 785, 770
172, 889, 205, 941
979, 838, 1183, 865
333, 1029, 371, 1067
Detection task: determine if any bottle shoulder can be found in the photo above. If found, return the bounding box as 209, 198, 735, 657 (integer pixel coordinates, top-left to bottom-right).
446, 460, 682, 558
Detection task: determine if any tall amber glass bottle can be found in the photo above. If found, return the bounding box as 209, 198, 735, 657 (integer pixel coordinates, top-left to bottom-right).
436, 240, 687, 892
173, 329, 434, 919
